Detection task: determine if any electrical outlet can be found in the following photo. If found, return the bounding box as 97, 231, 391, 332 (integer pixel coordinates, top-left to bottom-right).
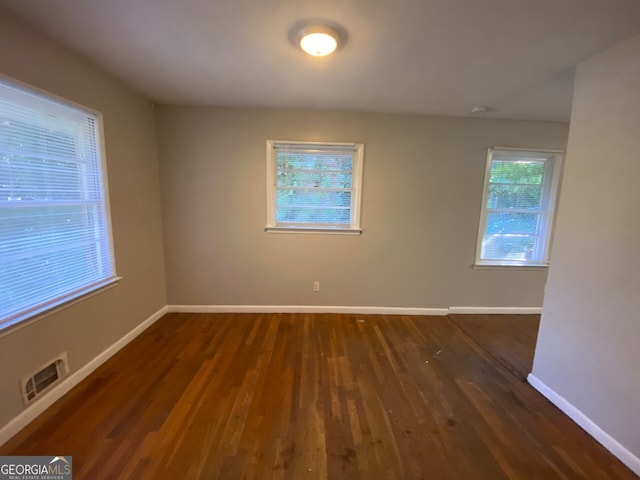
313, 281, 320, 292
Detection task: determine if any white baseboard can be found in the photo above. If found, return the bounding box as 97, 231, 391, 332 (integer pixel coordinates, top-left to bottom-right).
0, 305, 169, 447
168, 305, 450, 316
169, 305, 541, 316
168, 305, 542, 316
449, 306, 542, 314
527, 373, 640, 477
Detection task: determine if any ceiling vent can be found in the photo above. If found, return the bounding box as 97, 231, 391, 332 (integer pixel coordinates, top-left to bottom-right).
21, 353, 69, 406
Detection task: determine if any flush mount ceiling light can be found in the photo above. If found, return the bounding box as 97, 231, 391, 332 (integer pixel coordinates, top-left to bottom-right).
471, 105, 494, 114
297, 24, 340, 57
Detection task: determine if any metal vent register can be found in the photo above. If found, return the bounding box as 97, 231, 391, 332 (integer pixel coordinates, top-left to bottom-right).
21, 354, 69, 405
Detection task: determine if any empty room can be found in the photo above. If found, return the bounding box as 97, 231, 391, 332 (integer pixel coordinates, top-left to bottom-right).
0, 1, 639, 479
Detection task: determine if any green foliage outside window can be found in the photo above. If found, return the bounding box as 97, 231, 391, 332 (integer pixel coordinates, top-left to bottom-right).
276, 152, 353, 225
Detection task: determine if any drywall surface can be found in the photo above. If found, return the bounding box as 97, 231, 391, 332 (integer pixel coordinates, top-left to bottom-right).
0, 11, 167, 428
157, 106, 568, 308
533, 34, 640, 459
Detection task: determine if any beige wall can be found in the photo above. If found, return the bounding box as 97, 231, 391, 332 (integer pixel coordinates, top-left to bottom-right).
533, 35, 640, 459
0, 12, 167, 427
157, 106, 568, 308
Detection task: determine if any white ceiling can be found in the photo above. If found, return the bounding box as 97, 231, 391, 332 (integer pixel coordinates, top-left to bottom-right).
3, 0, 640, 121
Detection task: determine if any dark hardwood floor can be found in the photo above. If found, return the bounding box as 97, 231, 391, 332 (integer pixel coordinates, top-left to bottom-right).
448, 314, 540, 381
1, 313, 635, 479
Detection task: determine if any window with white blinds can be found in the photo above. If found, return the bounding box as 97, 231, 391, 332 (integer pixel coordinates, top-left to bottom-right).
0, 77, 116, 331
475, 148, 563, 267
266, 140, 364, 233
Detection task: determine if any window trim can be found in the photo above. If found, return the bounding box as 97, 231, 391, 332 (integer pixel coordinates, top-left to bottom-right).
474, 147, 563, 268
0, 74, 118, 332
265, 140, 364, 234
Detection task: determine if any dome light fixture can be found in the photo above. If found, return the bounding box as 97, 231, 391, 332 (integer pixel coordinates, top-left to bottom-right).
471, 105, 494, 114
297, 24, 339, 57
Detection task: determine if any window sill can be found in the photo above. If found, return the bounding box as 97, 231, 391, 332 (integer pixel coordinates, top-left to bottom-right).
473, 263, 548, 271
0, 277, 122, 338
265, 227, 362, 235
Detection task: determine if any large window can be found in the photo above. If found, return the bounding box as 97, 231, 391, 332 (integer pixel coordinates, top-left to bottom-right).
266, 140, 364, 233
475, 148, 563, 267
0, 77, 116, 330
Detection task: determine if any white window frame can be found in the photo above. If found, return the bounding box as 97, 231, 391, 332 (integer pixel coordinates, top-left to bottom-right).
265, 140, 364, 234
475, 147, 563, 267
0, 75, 118, 332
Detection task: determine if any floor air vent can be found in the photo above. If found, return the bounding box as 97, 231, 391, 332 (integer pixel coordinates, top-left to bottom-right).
21, 353, 69, 406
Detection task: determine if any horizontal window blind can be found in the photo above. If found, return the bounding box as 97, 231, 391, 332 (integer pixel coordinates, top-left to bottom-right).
0, 78, 116, 330
266, 141, 364, 232
476, 148, 562, 267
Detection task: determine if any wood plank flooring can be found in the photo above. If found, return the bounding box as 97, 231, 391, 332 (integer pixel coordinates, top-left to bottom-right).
1, 313, 635, 479
448, 314, 540, 381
